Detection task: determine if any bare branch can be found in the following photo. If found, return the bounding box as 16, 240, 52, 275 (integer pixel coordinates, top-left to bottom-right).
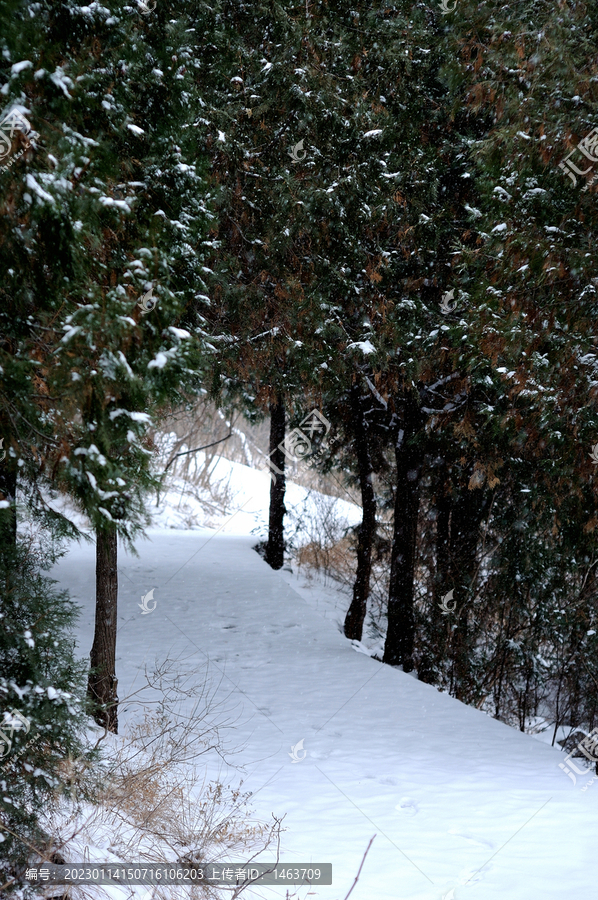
342, 835, 376, 900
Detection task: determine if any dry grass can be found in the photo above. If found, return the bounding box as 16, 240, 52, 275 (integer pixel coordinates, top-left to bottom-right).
296, 537, 355, 585
289, 489, 356, 592
31, 660, 283, 900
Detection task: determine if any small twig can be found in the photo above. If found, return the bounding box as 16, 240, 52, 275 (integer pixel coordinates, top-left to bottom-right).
342, 834, 376, 900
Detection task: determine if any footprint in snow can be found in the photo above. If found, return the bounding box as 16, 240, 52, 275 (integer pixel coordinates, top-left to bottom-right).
309, 748, 330, 761
448, 828, 494, 849
395, 797, 418, 816
456, 867, 486, 887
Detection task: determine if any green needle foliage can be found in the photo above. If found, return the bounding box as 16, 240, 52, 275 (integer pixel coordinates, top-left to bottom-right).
0, 0, 214, 881
0, 542, 90, 889
0, 0, 212, 542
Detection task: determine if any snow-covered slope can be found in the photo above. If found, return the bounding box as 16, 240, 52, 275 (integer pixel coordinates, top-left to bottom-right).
151, 451, 362, 540
53, 526, 598, 900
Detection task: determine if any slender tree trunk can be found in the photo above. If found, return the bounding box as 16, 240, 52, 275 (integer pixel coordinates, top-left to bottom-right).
383, 397, 423, 671
87, 524, 119, 733
418, 463, 450, 684
449, 483, 486, 700
0, 456, 17, 557
435, 478, 451, 606
264, 394, 286, 570
344, 380, 377, 641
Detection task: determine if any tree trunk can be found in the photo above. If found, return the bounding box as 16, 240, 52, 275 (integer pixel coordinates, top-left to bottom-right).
264, 394, 286, 570
435, 478, 451, 607
418, 463, 450, 684
344, 380, 377, 641
383, 397, 423, 671
87, 524, 119, 733
0, 456, 17, 558
449, 483, 487, 700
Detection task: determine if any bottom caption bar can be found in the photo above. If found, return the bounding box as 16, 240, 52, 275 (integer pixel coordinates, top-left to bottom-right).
25, 863, 332, 886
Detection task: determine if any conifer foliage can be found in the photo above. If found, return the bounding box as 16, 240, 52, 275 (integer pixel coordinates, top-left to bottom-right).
2, 0, 598, 884
0, 542, 89, 885
1, 0, 212, 733
0, 0, 211, 874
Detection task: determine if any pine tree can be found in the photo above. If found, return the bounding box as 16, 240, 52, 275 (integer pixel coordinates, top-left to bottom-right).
410, 0, 598, 709
0, 0, 212, 731
289, 1, 473, 665
343, 378, 379, 640
0, 540, 89, 886
194, 0, 332, 565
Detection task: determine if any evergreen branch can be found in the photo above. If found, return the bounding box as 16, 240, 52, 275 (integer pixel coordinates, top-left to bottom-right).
6, 403, 60, 446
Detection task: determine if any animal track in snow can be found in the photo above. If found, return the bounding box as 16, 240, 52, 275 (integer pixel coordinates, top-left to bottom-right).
395, 797, 419, 816
448, 827, 494, 849
456, 866, 487, 887
309, 748, 330, 761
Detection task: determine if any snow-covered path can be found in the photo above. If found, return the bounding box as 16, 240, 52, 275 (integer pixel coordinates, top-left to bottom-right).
54, 529, 598, 900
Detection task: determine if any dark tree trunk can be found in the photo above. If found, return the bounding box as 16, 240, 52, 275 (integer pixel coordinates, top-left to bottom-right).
0, 456, 17, 557
449, 483, 487, 700
383, 397, 423, 671
264, 394, 286, 570
418, 463, 450, 684
87, 524, 119, 733
344, 380, 377, 641
435, 478, 451, 605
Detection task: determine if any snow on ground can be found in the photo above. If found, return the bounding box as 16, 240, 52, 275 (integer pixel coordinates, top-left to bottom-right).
149, 450, 362, 540
49, 459, 598, 900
